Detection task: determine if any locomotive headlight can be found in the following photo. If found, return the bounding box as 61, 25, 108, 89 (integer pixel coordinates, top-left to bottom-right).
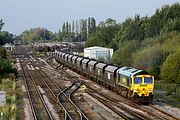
134, 90, 138, 92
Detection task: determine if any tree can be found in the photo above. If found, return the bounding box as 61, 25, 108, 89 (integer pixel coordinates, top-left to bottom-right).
121, 15, 145, 41
86, 18, 119, 47
133, 46, 165, 77
0, 31, 13, 45
91, 17, 96, 34
160, 49, 180, 84
111, 41, 139, 66
80, 19, 87, 41
66, 22, 69, 35
0, 19, 5, 31
0, 47, 6, 59
88, 17, 91, 37
88, 17, 96, 37
68, 23, 71, 34
75, 20, 79, 34
72, 21, 75, 33
21, 27, 54, 43
105, 18, 116, 27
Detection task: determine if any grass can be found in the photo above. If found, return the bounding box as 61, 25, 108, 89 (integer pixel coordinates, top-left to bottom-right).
0, 79, 17, 120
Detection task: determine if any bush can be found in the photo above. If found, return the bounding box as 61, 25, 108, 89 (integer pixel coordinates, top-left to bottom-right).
133, 46, 165, 78
0, 47, 6, 59
111, 40, 139, 66
0, 59, 16, 77
160, 49, 180, 84
161, 33, 180, 54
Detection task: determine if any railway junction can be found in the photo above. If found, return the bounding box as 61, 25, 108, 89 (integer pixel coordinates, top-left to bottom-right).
14, 45, 180, 120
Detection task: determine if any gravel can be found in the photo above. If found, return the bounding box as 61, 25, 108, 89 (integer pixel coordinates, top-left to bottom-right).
154, 102, 180, 119
23, 98, 34, 120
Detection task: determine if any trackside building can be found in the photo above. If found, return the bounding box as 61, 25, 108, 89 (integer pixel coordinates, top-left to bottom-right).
84, 46, 113, 62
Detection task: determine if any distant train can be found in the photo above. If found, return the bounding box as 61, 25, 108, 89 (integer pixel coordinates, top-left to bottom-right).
54, 50, 154, 103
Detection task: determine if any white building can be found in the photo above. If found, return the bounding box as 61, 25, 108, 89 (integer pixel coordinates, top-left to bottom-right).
2, 43, 14, 52
84, 46, 113, 62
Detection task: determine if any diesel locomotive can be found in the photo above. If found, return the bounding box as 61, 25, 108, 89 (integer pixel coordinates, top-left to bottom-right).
54, 50, 154, 103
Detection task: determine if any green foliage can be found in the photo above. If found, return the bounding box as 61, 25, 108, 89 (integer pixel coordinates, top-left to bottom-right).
111, 40, 139, 66
88, 17, 96, 36
60, 17, 96, 42
86, 18, 119, 47
161, 33, 180, 54
0, 47, 6, 59
0, 79, 17, 120
121, 15, 145, 41
0, 59, 16, 77
133, 46, 165, 78
21, 27, 54, 43
0, 31, 13, 45
0, 19, 5, 31
85, 3, 180, 82
160, 49, 180, 84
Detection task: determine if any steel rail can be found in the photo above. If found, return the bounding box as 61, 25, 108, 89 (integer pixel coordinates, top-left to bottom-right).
20, 59, 38, 120
28, 67, 54, 120
41, 66, 89, 120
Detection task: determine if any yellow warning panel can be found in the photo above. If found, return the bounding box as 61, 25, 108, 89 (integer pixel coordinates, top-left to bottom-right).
80, 85, 86, 91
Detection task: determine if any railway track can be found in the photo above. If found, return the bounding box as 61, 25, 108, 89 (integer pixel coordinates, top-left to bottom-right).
20, 58, 54, 120
35, 64, 88, 120
84, 83, 179, 120
44, 59, 150, 119
58, 83, 88, 120
148, 104, 179, 120
46, 57, 180, 120
86, 89, 149, 120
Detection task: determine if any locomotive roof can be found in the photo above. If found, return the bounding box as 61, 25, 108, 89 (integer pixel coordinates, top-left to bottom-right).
105, 65, 119, 73
96, 62, 107, 69
117, 66, 144, 77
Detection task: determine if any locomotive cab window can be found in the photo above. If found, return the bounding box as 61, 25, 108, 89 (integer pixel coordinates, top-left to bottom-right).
134, 77, 142, 84
144, 77, 153, 84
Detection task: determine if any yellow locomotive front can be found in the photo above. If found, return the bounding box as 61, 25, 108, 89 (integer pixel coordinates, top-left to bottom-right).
116, 66, 154, 103
131, 74, 154, 103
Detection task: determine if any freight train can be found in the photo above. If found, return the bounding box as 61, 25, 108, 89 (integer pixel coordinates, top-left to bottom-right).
54, 50, 154, 103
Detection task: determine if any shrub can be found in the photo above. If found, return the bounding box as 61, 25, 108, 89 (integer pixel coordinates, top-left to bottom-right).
0, 47, 6, 59
133, 46, 165, 78
111, 40, 139, 66
161, 33, 180, 54
0, 59, 16, 77
160, 49, 180, 84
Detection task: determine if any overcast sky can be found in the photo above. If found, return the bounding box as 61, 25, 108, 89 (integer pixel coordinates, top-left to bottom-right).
0, 0, 180, 35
